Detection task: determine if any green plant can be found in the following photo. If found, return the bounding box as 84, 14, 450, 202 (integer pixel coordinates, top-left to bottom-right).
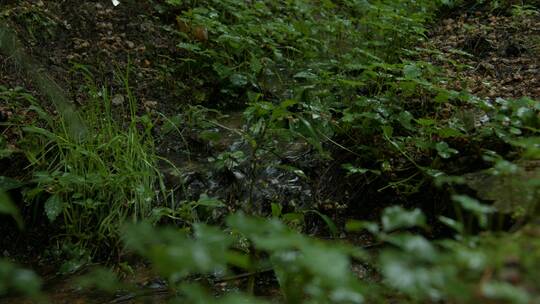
122, 213, 368, 304
0, 2, 59, 44
0, 191, 42, 299
119, 202, 540, 303
20, 71, 168, 252
0, 259, 42, 299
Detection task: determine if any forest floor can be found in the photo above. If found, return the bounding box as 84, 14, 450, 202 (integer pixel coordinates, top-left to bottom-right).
1, 0, 539, 303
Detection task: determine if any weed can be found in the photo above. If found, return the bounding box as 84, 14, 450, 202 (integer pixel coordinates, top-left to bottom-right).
20, 71, 168, 252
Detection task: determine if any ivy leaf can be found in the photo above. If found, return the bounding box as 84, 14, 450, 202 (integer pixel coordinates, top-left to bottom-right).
44, 195, 63, 222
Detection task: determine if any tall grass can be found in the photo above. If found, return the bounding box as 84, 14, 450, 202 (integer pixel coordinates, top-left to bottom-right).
23, 69, 166, 251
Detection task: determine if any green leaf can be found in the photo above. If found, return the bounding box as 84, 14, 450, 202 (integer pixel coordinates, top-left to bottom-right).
44, 195, 63, 222
199, 130, 221, 142
0, 260, 42, 297
398, 111, 415, 130
229, 73, 248, 87
166, 0, 183, 6
380, 252, 444, 300
403, 63, 422, 79
382, 206, 426, 232
297, 117, 324, 154
481, 282, 530, 304
0, 191, 23, 229
306, 210, 338, 237
452, 195, 494, 214
195, 194, 225, 208
293, 71, 318, 80
301, 243, 350, 282
22, 126, 57, 140
0, 148, 13, 159
271, 203, 282, 217
0, 176, 23, 191
435, 141, 458, 159
345, 220, 379, 234
452, 195, 494, 228
177, 42, 201, 52
338, 79, 366, 88
438, 216, 464, 234
382, 233, 436, 261
437, 127, 463, 138
342, 164, 381, 176
250, 55, 262, 74
381, 125, 393, 138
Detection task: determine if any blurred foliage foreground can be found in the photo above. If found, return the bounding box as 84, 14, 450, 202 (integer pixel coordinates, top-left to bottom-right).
1, 0, 539, 303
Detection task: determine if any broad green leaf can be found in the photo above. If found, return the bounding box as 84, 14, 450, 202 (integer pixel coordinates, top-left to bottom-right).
438, 216, 464, 234
382, 234, 436, 261
382, 206, 426, 232
44, 195, 63, 222
403, 63, 422, 79
195, 194, 225, 208
250, 55, 262, 74
301, 243, 350, 282
435, 141, 458, 159
452, 195, 494, 228
271, 203, 282, 217
452, 195, 495, 215
398, 111, 415, 130
0, 260, 42, 297
437, 127, 463, 138
381, 125, 393, 138
481, 282, 530, 304
230, 74, 248, 87
297, 117, 323, 154
345, 220, 379, 234
199, 130, 221, 142
380, 252, 445, 300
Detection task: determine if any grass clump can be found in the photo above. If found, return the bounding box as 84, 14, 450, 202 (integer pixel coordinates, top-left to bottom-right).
21, 72, 166, 251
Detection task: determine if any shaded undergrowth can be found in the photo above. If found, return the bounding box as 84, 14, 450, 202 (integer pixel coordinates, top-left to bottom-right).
0, 0, 539, 303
